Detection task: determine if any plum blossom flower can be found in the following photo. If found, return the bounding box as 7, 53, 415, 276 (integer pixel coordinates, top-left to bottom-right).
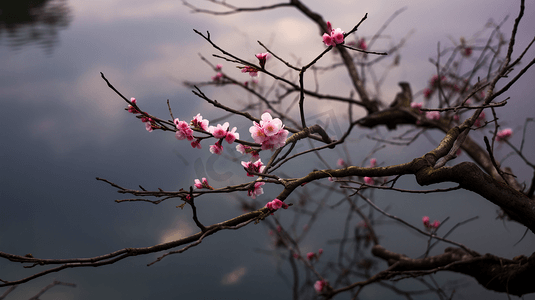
322, 21, 345, 47
224, 126, 239, 144
174, 118, 194, 141
241, 66, 258, 77
364, 177, 374, 185
260, 113, 282, 136
191, 114, 209, 131
496, 128, 512, 141
249, 112, 289, 150
265, 198, 288, 210
422, 216, 430, 227
426, 111, 441, 121
422, 216, 440, 230
337, 158, 345, 167
191, 139, 202, 149
307, 252, 315, 260
318, 248, 323, 255
248, 182, 265, 199
369, 158, 377, 168
127, 98, 140, 114
255, 52, 269, 69
194, 178, 213, 190
241, 159, 265, 177
215, 64, 222, 70
212, 72, 223, 82
209, 122, 229, 139
210, 141, 224, 155
314, 280, 326, 293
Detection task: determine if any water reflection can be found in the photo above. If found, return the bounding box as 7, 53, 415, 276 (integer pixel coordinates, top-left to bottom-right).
0, 0, 72, 52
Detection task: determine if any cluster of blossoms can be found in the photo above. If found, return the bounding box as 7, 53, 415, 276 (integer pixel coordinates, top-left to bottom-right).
265, 198, 288, 211
422, 216, 440, 230
194, 177, 213, 190
322, 21, 345, 47
250, 112, 289, 150
496, 128, 513, 141
241, 159, 265, 177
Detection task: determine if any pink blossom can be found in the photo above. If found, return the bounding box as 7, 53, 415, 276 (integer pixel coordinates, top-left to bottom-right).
364, 177, 374, 185
209, 122, 229, 139
225, 127, 240, 144
241, 159, 266, 177
496, 128, 512, 141
276, 225, 282, 232
265, 198, 288, 210
356, 38, 367, 51
462, 47, 472, 57
145, 122, 154, 132
209, 141, 224, 155
249, 122, 267, 144
307, 252, 315, 260
426, 111, 441, 121
422, 216, 430, 227
248, 182, 265, 199
411, 102, 423, 113
174, 118, 194, 141
432, 220, 441, 228
337, 158, 345, 167
314, 280, 326, 293
260, 113, 283, 136
191, 139, 202, 149
331, 28, 345, 44
249, 112, 288, 150
191, 114, 209, 131
255, 52, 269, 69
215, 64, 222, 70
318, 248, 323, 255
370, 158, 377, 168
194, 178, 212, 189
127, 98, 139, 114
241, 66, 258, 77
212, 72, 223, 81
322, 22, 345, 47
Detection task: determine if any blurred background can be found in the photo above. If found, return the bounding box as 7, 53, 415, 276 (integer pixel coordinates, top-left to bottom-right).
1, 0, 534, 299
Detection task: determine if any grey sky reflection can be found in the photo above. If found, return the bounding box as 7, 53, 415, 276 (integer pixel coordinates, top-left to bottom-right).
1, 0, 535, 299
